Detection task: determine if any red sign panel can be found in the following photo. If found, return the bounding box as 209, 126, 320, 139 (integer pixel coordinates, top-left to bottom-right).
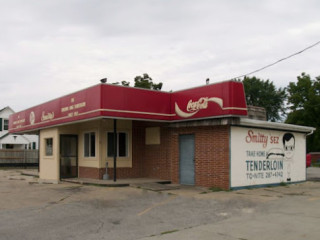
172, 81, 247, 120
9, 81, 247, 133
9, 85, 102, 133
100, 84, 173, 121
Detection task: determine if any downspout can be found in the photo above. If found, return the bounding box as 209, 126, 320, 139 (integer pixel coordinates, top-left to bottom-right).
113, 119, 117, 182
306, 129, 314, 136
38, 130, 40, 173
305, 129, 314, 179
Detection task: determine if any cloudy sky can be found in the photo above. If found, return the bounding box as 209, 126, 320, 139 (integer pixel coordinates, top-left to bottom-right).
1, 0, 319, 112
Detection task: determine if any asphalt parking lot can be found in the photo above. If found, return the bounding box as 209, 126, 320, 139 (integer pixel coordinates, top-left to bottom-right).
0, 169, 320, 240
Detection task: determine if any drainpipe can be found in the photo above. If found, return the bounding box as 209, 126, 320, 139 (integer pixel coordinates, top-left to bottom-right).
38, 130, 40, 173
306, 129, 314, 136
113, 119, 117, 182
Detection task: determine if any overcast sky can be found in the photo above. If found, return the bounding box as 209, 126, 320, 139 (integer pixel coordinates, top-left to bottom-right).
1, 0, 319, 112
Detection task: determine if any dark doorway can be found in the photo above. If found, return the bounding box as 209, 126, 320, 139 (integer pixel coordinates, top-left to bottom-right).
60, 135, 78, 179
179, 134, 195, 185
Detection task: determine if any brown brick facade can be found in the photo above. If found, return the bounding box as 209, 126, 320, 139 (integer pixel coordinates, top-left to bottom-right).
79, 166, 100, 179
170, 125, 230, 189
79, 121, 230, 190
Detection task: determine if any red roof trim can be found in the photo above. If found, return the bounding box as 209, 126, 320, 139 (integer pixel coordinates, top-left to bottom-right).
9, 81, 248, 133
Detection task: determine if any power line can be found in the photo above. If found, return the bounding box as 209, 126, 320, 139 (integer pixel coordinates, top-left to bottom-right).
231, 40, 320, 80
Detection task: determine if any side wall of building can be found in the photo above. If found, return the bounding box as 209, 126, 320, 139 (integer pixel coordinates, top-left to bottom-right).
230, 126, 306, 188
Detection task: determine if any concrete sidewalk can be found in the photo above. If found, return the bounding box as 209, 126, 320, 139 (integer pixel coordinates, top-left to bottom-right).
62, 177, 171, 188
19, 169, 173, 188
20, 166, 320, 189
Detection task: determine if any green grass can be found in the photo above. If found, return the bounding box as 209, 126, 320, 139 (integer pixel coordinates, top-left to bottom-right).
200, 191, 208, 194
167, 192, 176, 196
209, 187, 232, 192
209, 187, 224, 192
279, 182, 287, 187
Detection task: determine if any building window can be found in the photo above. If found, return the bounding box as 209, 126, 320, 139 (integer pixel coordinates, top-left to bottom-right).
45, 138, 53, 156
28, 142, 36, 149
107, 132, 128, 157
3, 119, 8, 130
84, 132, 95, 157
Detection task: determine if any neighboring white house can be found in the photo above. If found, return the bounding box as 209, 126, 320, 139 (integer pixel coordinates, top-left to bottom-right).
0, 106, 38, 149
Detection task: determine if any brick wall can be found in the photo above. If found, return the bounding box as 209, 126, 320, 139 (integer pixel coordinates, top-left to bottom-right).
170, 125, 230, 190
129, 122, 230, 189
79, 166, 143, 179
79, 166, 100, 179
132, 121, 171, 180
79, 121, 231, 190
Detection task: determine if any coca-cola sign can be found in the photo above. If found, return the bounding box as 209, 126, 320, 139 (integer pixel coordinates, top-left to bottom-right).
175, 97, 224, 118
171, 81, 247, 120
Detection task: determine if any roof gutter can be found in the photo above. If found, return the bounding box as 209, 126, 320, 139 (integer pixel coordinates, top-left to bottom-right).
306, 129, 315, 136
238, 118, 316, 133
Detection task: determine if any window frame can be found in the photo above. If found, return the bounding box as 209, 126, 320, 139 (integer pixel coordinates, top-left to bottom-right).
3, 119, 9, 130
107, 131, 129, 158
45, 138, 53, 156
84, 132, 96, 158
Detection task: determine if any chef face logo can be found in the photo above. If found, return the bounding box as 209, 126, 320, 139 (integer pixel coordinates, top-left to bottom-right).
283, 133, 295, 159
29, 111, 35, 125
175, 97, 224, 118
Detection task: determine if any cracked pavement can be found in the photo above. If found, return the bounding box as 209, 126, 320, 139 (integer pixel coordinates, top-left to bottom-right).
0, 169, 320, 240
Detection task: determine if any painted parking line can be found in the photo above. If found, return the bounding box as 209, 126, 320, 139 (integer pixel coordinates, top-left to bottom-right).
137, 195, 177, 216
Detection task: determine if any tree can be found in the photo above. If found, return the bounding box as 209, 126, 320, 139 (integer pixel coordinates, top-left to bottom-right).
121, 81, 130, 87
111, 74, 162, 90
242, 76, 287, 122
134, 73, 163, 90
286, 72, 320, 152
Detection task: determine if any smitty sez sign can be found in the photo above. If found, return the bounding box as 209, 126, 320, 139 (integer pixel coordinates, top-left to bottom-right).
230, 127, 306, 188
245, 129, 280, 148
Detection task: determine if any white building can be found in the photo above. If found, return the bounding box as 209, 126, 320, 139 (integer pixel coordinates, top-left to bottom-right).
0, 106, 38, 149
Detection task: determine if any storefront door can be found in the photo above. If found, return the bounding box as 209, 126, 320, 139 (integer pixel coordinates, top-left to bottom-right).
60, 135, 78, 179
179, 134, 195, 185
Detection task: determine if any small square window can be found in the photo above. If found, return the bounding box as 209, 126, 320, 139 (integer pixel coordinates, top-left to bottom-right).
45, 138, 53, 156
